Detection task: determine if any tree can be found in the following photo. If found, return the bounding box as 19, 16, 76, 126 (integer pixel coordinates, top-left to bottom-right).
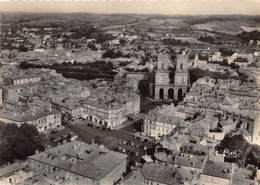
87, 42, 97, 51
198, 36, 215, 44
20, 124, 44, 151
18, 45, 28, 52
102, 49, 124, 59
0, 123, 44, 165
162, 38, 187, 46
91, 32, 113, 43
119, 39, 127, 46
219, 48, 235, 57
189, 68, 207, 84
94, 136, 102, 144
230, 63, 239, 69
237, 31, 260, 43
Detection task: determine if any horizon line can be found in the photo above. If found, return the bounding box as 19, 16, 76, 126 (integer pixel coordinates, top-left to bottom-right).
1, 12, 260, 17
0, 1, 260, 15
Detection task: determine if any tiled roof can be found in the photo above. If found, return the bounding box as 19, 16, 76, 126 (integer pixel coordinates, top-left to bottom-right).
28, 141, 127, 180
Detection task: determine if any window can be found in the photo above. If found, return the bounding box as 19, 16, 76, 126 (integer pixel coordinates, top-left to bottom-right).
183, 77, 187, 84
179, 77, 182, 84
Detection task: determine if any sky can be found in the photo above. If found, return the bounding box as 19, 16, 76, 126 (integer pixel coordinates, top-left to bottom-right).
0, 0, 260, 15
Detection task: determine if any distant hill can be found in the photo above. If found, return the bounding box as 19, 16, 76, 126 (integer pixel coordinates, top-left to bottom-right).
189, 16, 260, 34
1, 13, 260, 35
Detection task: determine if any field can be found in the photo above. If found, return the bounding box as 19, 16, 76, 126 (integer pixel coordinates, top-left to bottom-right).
2, 13, 260, 36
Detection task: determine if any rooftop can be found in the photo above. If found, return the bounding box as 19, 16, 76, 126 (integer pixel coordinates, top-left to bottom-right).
28, 141, 127, 180
202, 160, 232, 179
142, 163, 193, 185
144, 105, 183, 124
0, 163, 26, 178
0, 106, 60, 123
154, 152, 174, 164
175, 153, 205, 169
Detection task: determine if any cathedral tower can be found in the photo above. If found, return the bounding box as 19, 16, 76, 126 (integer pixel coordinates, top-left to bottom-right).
150, 51, 190, 100
153, 53, 171, 100
174, 51, 190, 99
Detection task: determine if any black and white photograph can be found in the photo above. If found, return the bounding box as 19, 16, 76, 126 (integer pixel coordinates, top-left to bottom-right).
0, 0, 260, 184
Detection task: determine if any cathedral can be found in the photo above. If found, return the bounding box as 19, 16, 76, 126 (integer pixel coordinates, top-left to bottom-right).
150, 51, 190, 100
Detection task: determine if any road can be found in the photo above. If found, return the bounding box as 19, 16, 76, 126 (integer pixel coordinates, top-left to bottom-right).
62, 119, 156, 165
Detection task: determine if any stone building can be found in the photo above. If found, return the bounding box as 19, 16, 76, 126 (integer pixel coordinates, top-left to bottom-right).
150, 51, 190, 100
0, 106, 62, 133
27, 141, 127, 185
4, 75, 41, 86
0, 163, 33, 185
143, 104, 185, 139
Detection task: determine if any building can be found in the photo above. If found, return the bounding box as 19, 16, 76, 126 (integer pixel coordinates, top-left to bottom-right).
150, 51, 190, 100
28, 141, 127, 185
0, 88, 3, 107
209, 52, 224, 63
245, 68, 260, 145
199, 160, 233, 185
83, 92, 140, 129
142, 103, 195, 139
0, 106, 62, 133
143, 106, 183, 139
126, 72, 150, 92
227, 53, 253, 66
52, 86, 140, 129
122, 163, 194, 185
193, 53, 208, 68
4, 75, 41, 86
174, 152, 206, 171
0, 163, 33, 185
81, 86, 140, 129
66, 84, 90, 99
52, 97, 85, 122
199, 160, 257, 185
232, 166, 257, 185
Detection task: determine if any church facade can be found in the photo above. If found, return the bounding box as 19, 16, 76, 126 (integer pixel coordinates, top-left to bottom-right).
150, 51, 190, 100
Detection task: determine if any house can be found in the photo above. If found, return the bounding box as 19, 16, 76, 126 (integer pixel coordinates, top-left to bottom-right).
28, 141, 127, 185
199, 160, 233, 185
0, 106, 62, 133
0, 163, 33, 185
51, 97, 84, 122
122, 163, 194, 185
4, 75, 41, 86
82, 87, 140, 129
143, 111, 182, 140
